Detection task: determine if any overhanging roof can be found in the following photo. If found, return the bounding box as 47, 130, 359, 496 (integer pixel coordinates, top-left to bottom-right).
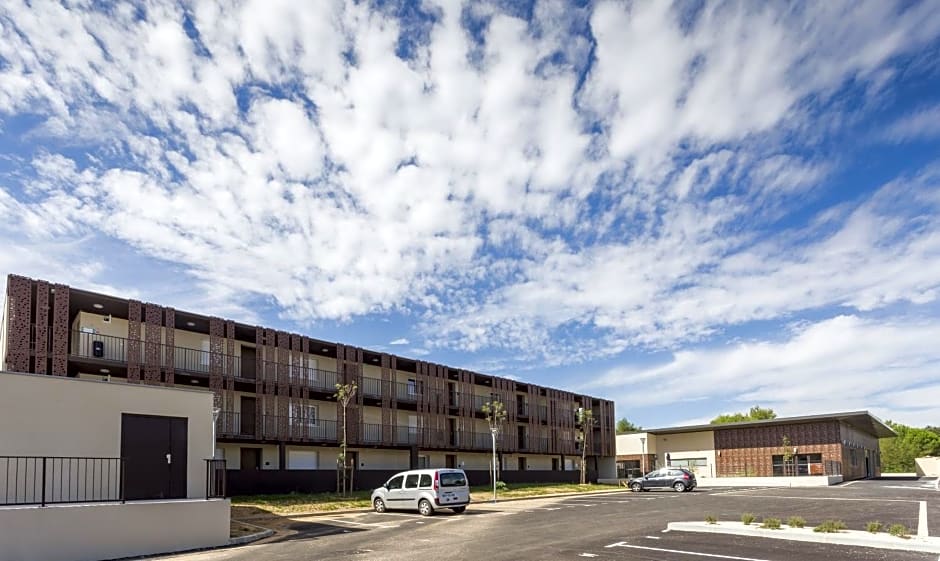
643, 411, 896, 439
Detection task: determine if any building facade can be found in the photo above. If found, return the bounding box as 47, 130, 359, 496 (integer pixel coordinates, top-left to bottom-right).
1, 275, 616, 493
616, 412, 893, 483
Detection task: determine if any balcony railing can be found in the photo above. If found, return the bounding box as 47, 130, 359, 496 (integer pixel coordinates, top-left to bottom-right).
216, 411, 337, 442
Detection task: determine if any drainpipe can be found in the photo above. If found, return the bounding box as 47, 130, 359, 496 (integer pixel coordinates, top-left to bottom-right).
211, 408, 220, 459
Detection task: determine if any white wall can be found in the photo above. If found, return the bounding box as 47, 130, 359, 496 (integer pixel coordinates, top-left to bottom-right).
358, 448, 409, 470
616, 433, 655, 455
0, 370, 214, 499
0, 499, 229, 561
915, 457, 940, 477
655, 431, 716, 478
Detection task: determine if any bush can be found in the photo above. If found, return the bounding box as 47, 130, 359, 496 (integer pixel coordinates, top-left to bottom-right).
888, 524, 910, 538
761, 517, 782, 529
495, 481, 508, 491
705, 514, 718, 524
741, 513, 756, 525
866, 521, 883, 533
813, 520, 847, 533
787, 516, 805, 528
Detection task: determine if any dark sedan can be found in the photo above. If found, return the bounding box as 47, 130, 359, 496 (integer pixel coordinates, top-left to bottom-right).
628, 467, 697, 492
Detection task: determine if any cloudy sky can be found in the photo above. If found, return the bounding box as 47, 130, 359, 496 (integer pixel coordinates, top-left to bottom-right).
1, 0, 939, 428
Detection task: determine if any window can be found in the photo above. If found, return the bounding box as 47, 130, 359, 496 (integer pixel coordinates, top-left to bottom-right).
772, 453, 823, 476
290, 403, 318, 436
408, 379, 417, 395
850, 449, 858, 467
405, 474, 420, 489
387, 475, 404, 489
418, 455, 430, 469
440, 472, 466, 487
419, 474, 432, 488
201, 340, 211, 369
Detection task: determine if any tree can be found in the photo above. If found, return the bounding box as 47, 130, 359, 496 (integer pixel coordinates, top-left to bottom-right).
616, 418, 642, 434
481, 400, 507, 501
781, 435, 795, 476
710, 405, 777, 424
880, 421, 940, 473
334, 381, 358, 496
577, 408, 598, 485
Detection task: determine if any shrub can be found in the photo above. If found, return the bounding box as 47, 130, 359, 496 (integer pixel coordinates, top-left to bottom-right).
813, 520, 846, 533
741, 513, 756, 525
787, 516, 805, 528
495, 481, 508, 491
866, 521, 883, 533
761, 517, 782, 529
888, 524, 910, 538
705, 514, 718, 525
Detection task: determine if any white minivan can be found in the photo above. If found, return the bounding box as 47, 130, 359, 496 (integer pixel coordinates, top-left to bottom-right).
371, 468, 470, 516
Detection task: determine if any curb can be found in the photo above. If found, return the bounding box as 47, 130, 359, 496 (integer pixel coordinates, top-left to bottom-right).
667, 521, 940, 554
229, 520, 275, 546
233, 487, 632, 519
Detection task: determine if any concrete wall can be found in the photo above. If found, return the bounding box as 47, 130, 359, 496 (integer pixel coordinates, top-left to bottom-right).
0, 499, 229, 561
616, 433, 654, 455
916, 457, 940, 477
656, 431, 716, 478
0, 370, 214, 499
359, 448, 409, 469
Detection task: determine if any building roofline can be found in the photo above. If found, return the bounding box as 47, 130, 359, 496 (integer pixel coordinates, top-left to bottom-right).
642, 411, 896, 438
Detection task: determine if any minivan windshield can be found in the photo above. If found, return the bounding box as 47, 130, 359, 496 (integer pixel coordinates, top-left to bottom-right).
439, 472, 466, 487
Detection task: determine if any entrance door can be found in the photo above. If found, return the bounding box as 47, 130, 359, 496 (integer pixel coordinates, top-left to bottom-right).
121, 414, 187, 500
240, 396, 256, 436
446, 454, 457, 469
240, 448, 261, 470
240, 347, 256, 380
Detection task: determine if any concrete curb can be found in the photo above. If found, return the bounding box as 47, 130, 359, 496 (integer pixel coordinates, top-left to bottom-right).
228, 520, 275, 546
233, 487, 632, 519
667, 521, 940, 554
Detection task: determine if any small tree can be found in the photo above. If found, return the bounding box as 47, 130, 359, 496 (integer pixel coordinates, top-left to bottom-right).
334, 381, 358, 496
781, 435, 794, 476
481, 400, 507, 501
577, 408, 597, 485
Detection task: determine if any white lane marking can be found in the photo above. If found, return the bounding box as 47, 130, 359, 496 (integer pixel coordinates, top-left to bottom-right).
716, 493, 917, 503
578, 554, 598, 558
920, 500, 928, 538
839, 481, 858, 487
644, 536, 661, 540
316, 518, 398, 529
605, 542, 770, 560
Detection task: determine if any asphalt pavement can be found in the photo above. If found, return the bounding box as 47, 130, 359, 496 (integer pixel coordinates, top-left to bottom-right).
152, 478, 939, 561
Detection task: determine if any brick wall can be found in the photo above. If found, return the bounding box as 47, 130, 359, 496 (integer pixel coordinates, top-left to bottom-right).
715, 421, 844, 477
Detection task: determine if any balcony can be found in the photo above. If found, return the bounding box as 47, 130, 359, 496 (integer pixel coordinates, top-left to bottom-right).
216, 411, 338, 442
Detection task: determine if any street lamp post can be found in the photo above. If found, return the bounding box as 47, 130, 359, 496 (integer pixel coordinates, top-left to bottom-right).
640, 436, 646, 475
491, 427, 498, 503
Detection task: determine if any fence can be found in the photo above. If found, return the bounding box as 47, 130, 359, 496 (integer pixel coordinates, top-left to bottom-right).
205, 459, 226, 499
0, 456, 125, 506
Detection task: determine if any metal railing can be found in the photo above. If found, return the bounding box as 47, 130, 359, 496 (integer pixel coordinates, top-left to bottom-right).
361, 377, 383, 398
0, 456, 124, 506
216, 412, 337, 442
205, 459, 226, 499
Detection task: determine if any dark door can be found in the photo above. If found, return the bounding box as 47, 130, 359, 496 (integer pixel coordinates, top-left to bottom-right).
240, 448, 261, 470
121, 414, 188, 500
446, 454, 457, 469
240, 396, 256, 436
240, 347, 257, 380
518, 457, 527, 471
448, 418, 458, 446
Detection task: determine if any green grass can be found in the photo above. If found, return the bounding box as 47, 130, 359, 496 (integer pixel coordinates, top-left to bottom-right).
231, 482, 612, 516
760, 517, 782, 530
813, 520, 847, 533
787, 516, 805, 528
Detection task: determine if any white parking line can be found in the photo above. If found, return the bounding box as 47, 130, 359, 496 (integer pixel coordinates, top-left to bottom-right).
920, 500, 928, 538
315, 518, 399, 529
605, 542, 770, 560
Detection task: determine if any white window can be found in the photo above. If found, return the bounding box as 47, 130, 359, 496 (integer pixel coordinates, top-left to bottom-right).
418, 455, 430, 469
290, 404, 318, 434
408, 379, 418, 395
201, 340, 211, 369
305, 357, 319, 385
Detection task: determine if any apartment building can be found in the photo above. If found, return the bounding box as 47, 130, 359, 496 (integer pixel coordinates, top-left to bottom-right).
1, 275, 616, 493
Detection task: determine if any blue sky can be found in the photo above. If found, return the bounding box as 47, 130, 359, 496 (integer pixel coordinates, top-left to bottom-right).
1, 1, 939, 428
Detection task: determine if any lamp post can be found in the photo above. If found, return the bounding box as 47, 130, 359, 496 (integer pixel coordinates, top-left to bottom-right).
640, 436, 647, 475
482, 400, 506, 503
211, 407, 220, 459
490, 427, 498, 503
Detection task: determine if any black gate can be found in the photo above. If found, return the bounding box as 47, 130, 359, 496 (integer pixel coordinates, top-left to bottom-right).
121, 414, 187, 500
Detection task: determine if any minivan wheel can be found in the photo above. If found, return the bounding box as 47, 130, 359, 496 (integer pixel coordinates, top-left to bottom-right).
673, 481, 686, 493
373, 498, 386, 513
631, 482, 642, 493
418, 499, 434, 516
452, 506, 466, 514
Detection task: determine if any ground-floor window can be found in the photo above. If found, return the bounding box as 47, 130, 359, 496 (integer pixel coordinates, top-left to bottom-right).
617, 460, 641, 479
772, 453, 823, 476
670, 458, 706, 470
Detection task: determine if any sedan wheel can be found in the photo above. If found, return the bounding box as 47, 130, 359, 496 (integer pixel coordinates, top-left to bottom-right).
673, 481, 686, 493
631, 482, 643, 493
373, 498, 386, 513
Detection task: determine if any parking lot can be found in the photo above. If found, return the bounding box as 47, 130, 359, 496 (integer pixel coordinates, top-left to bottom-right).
158, 479, 939, 561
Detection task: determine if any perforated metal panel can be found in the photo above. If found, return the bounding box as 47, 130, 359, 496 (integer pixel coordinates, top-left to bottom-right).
5, 276, 32, 373
33, 280, 49, 375
51, 284, 69, 376
164, 308, 175, 385
209, 317, 224, 407
143, 304, 162, 384
127, 301, 141, 382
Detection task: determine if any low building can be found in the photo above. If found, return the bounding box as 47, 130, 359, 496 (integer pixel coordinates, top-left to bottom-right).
1, 274, 617, 493
616, 412, 894, 486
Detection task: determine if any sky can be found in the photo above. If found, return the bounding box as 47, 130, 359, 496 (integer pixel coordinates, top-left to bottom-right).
1, 0, 939, 429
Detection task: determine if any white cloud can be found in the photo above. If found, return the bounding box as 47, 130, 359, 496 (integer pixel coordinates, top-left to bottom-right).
389, 338, 409, 346
882, 104, 940, 142
584, 314, 940, 427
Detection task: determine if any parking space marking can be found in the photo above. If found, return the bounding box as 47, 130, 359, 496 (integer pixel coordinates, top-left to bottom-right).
717, 492, 918, 503
920, 501, 928, 537
315, 518, 399, 529
605, 542, 771, 560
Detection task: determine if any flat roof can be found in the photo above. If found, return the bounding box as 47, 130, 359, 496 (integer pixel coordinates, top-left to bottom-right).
641, 411, 896, 439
